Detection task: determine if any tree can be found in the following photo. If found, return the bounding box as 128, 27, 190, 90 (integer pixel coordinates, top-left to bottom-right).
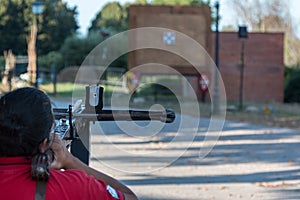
134, 0, 149, 4
284, 73, 300, 103
88, 2, 128, 34
0, 0, 78, 55
88, 0, 210, 35
38, 0, 79, 55
229, 0, 300, 66
229, 0, 290, 31
0, 0, 30, 55
59, 31, 102, 67
59, 31, 127, 69
86, 0, 212, 71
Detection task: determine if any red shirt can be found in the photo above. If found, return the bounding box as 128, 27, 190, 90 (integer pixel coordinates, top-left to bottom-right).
0, 157, 125, 200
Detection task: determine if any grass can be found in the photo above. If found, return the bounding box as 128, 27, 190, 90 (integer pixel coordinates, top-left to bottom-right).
40, 83, 300, 129
225, 102, 300, 129
2, 82, 300, 129
39, 82, 85, 97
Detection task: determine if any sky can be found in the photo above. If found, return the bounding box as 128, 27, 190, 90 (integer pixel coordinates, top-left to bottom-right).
62, 0, 300, 37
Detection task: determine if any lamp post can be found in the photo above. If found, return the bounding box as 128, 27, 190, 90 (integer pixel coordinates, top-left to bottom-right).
32, 0, 44, 88
212, 1, 220, 115
238, 26, 248, 110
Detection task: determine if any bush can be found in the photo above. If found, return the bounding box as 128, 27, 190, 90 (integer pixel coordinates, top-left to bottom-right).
59, 32, 102, 68
0, 56, 5, 70
39, 51, 64, 73
284, 73, 300, 103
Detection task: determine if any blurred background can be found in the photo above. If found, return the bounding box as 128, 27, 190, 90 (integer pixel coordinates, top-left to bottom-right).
1, 0, 300, 127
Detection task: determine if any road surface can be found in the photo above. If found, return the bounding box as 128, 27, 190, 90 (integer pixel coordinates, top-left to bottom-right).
51, 98, 300, 199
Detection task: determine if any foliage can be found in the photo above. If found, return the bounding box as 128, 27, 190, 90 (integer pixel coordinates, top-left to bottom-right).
284, 66, 300, 103
38, 0, 78, 55
109, 54, 128, 69
88, 0, 211, 35
39, 51, 63, 72
134, 84, 175, 96
284, 66, 300, 86
86, 0, 211, 72
88, 2, 128, 34
284, 74, 300, 103
0, 0, 78, 56
59, 31, 102, 67
0, 56, 5, 71
130, 83, 179, 109
59, 29, 128, 69
0, 0, 30, 55
87, 2, 130, 69
134, 0, 149, 4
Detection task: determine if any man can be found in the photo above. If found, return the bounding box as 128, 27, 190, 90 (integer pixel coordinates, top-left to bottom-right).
0, 87, 138, 200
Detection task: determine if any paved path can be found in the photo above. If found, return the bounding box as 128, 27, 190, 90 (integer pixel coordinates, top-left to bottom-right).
87, 115, 300, 200
51, 99, 300, 199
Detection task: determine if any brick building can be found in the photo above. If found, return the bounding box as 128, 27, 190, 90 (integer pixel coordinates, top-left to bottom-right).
128, 5, 284, 103
128, 5, 211, 74
212, 32, 284, 103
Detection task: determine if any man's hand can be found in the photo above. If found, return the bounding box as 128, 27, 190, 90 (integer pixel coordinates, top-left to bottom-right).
49, 134, 75, 170
49, 134, 138, 200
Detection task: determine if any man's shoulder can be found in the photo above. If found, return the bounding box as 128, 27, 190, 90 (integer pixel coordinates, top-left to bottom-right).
47, 169, 107, 199
50, 169, 96, 183
50, 169, 86, 177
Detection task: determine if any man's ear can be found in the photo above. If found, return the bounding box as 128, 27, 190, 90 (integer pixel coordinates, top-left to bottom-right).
39, 138, 49, 153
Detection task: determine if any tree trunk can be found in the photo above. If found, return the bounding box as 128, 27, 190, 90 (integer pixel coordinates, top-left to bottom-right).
27, 23, 37, 86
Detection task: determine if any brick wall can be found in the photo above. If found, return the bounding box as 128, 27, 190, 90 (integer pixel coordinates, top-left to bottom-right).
212, 32, 284, 103
129, 5, 211, 74
128, 5, 284, 103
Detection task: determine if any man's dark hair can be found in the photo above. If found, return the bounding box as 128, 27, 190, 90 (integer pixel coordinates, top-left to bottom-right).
0, 87, 53, 157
